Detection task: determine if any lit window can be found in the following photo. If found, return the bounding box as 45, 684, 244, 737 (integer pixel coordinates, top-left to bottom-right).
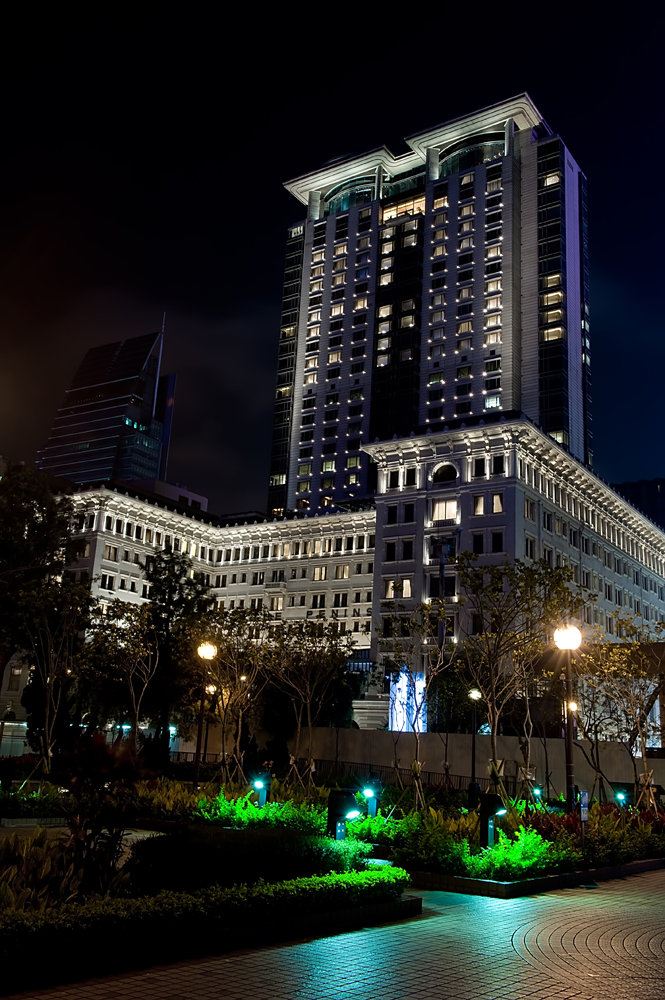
382, 241, 394, 254
330, 304, 344, 317
322, 459, 335, 473
540, 291, 564, 306
433, 227, 447, 242
432, 499, 457, 522
298, 462, 312, 476
544, 172, 560, 186
297, 480, 311, 493
486, 244, 502, 259
492, 493, 503, 513
432, 244, 446, 257
486, 178, 501, 193
484, 394, 501, 409
328, 350, 342, 364
378, 304, 392, 318
485, 278, 502, 294
485, 295, 502, 311
485, 313, 501, 329
334, 241, 348, 256
459, 204, 474, 218
400, 315, 415, 328
355, 295, 368, 310
377, 337, 390, 351
379, 273, 393, 286
473, 495, 484, 515
304, 372, 317, 384
542, 327, 564, 341
485, 331, 501, 345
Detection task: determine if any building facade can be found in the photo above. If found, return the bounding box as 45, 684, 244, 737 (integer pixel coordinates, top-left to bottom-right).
38, 332, 174, 487
268, 94, 591, 518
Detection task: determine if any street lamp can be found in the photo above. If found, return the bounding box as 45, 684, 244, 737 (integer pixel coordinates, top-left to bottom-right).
553, 625, 582, 813
193, 642, 217, 790
468, 688, 482, 809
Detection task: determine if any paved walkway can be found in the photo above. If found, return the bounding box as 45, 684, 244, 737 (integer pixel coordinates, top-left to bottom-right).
4, 869, 665, 999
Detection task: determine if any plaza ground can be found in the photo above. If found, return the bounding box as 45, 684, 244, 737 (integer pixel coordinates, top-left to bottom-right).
3, 867, 664, 999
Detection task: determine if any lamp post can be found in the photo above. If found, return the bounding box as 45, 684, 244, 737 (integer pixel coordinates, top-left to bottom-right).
194, 642, 217, 790
468, 688, 482, 808
553, 625, 582, 813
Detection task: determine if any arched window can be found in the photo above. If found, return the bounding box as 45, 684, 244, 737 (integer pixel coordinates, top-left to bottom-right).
432, 463, 457, 484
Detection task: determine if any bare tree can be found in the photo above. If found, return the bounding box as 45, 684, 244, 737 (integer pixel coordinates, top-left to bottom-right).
377, 597, 458, 808
267, 619, 353, 786
84, 602, 160, 753
578, 614, 665, 806
191, 607, 271, 783
18, 579, 91, 772
457, 554, 586, 796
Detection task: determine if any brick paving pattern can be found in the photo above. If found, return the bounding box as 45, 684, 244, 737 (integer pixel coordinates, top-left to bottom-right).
4, 869, 664, 999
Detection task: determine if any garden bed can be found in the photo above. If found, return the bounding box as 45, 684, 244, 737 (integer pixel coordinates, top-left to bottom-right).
409, 856, 665, 898
0, 868, 418, 995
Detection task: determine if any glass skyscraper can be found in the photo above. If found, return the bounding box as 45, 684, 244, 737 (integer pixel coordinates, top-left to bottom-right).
39, 331, 174, 487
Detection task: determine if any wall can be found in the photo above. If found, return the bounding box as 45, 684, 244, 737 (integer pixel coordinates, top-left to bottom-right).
302, 727, 665, 797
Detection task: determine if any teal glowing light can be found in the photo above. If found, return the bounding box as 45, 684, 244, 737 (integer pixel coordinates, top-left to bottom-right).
616, 791, 626, 803
345, 808, 361, 820
363, 787, 375, 799
533, 786, 542, 797
253, 779, 265, 790
496, 807, 508, 816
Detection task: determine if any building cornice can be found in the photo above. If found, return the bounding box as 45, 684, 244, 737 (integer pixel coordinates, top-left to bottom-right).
284, 94, 547, 207
363, 419, 665, 555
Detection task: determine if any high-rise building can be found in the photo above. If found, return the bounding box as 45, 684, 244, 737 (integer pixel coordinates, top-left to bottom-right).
268, 94, 591, 518
38, 331, 174, 487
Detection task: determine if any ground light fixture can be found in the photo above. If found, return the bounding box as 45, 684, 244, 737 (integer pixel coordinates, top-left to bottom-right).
363, 785, 378, 818
252, 777, 269, 808
554, 624, 582, 813
327, 789, 362, 840
479, 792, 507, 848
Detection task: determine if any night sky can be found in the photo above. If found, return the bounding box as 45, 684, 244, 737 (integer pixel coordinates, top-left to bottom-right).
1, 7, 661, 516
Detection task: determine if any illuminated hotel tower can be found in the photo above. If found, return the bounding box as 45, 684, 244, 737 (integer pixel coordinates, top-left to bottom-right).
268, 94, 591, 518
